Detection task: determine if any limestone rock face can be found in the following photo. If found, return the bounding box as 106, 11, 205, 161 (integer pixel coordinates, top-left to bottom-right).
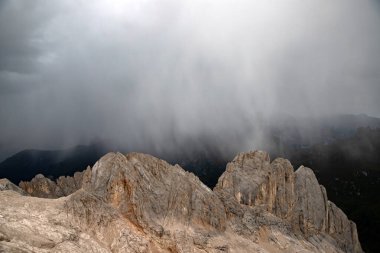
327, 201, 363, 253
81, 152, 227, 233
0, 178, 25, 195
56, 169, 87, 195
19, 174, 64, 198
293, 166, 328, 234
19, 169, 88, 198
268, 158, 295, 219
215, 151, 272, 207
0, 151, 363, 253
0, 190, 152, 253
215, 151, 363, 253
214, 151, 296, 219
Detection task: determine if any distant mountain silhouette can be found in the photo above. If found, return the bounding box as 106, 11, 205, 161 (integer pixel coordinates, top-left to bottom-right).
0, 144, 108, 184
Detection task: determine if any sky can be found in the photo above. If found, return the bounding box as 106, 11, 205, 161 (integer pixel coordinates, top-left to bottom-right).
0, 0, 380, 160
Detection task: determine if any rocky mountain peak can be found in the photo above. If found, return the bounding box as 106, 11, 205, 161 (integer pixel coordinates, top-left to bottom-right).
1, 150, 363, 252
81, 152, 227, 234
214, 151, 362, 252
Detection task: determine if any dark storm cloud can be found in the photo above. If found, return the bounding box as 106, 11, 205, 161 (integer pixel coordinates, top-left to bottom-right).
0, 0, 380, 160
0, 1, 57, 73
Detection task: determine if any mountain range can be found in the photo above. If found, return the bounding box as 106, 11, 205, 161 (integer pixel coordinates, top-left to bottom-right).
0, 151, 363, 252
0, 114, 379, 252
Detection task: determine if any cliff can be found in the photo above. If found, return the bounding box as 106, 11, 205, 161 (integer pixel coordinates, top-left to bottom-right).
0, 151, 363, 252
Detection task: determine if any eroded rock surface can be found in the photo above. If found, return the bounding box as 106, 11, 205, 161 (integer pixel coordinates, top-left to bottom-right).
0, 178, 25, 195
81, 152, 227, 233
1, 151, 363, 253
19, 169, 88, 198
215, 150, 362, 253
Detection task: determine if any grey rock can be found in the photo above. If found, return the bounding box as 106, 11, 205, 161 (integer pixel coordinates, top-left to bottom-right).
0, 178, 26, 195
327, 201, 363, 253
214, 150, 363, 253
0, 150, 363, 253
81, 152, 227, 233
293, 166, 327, 235
19, 174, 64, 198
19, 169, 88, 198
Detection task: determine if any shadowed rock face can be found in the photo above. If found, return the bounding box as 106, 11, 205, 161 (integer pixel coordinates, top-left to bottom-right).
2, 151, 363, 253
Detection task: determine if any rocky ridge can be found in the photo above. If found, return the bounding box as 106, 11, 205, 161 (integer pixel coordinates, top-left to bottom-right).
0, 151, 363, 252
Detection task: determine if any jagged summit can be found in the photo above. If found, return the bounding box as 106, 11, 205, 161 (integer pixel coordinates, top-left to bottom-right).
0, 151, 363, 252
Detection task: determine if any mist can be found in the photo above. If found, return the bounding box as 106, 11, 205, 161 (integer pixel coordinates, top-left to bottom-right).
1, 0, 380, 160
